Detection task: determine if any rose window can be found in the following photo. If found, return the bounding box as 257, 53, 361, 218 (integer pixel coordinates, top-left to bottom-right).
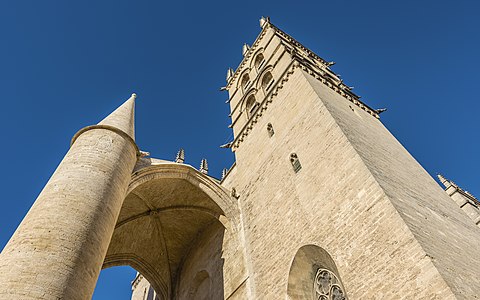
313, 269, 346, 300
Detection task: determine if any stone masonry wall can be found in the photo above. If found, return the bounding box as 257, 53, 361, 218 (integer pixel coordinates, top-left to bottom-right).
224, 68, 457, 299
305, 71, 480, 298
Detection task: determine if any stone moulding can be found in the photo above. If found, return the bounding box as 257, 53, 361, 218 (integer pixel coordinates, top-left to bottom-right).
128, 163, 240, 227
71, 124, 141, 156
103, 253, 168, 299
231, 60, 380, 151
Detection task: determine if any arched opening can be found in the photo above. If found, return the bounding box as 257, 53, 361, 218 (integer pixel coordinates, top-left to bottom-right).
93, 266, 137, 300
287, 245, 348, 300
261, 71, 274, 92
245, 94, 259, 119
254, 53, 265, 69
241, 73, 251, 92
98, 162, 241, 300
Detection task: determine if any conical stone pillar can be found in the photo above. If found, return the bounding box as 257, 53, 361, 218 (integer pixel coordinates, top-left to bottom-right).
0, 94, 140, 300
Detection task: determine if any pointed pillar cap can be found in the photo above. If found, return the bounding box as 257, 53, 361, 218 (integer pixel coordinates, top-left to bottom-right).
98, 93, 136, 140
437, 174, 453, 189
242, 43, 251, 56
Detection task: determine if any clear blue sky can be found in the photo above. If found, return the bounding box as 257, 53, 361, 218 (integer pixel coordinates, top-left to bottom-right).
0, 1, 478, 299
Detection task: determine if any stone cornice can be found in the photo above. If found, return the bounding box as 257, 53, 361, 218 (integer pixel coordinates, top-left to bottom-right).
445, 179, 479, 206
231, 59, 379, 151
297, 61, 380, 119
71, 124, 141, 157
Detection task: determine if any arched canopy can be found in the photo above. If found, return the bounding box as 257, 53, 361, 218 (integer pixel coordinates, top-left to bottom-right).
103, 160, 239, 299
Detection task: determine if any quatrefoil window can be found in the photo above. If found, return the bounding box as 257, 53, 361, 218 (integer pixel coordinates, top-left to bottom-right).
314, 269, 346, 300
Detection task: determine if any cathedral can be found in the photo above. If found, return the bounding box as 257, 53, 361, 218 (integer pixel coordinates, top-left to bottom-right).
0, 17, 479, 300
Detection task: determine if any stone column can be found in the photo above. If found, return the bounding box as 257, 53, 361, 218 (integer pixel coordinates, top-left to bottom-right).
0, 95, 139, 300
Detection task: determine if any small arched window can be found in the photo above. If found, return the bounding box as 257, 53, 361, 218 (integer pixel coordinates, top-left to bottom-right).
241, 73, 251, 92
245, 95, 258, 119
254, 53, 265, 70
261, 71, 274, 92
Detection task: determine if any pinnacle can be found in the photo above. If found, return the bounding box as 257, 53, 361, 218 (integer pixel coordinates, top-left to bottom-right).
98, 93, 136, 140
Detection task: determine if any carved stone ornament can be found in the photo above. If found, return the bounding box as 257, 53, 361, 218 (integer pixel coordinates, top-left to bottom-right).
314, 268, 346, 300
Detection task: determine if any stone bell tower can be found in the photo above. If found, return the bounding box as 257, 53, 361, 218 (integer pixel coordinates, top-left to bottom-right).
0, 95, 139, 299
219, 17, 480, 299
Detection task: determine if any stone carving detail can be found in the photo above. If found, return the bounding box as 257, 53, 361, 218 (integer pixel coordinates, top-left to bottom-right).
221, 168, 228, 180
199, 158, 208, 174
175, 148, 185, 163
314, 269, 346, 300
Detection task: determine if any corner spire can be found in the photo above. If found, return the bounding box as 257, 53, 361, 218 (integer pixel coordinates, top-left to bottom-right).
98, 93, 136, 140
242, 43, 251, 56
259, 16, 270, 28
437, 174, 455, 189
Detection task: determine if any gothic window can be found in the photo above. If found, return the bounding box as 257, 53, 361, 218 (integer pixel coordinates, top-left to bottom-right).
287, 245, 348, 300
254, 53, 265, 70
245, 95, 259, 118
314, 268, 346, 300
241, 73, 251, 92
261, 71, 274, 92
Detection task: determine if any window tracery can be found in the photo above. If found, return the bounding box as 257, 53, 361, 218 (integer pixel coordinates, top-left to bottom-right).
314, 268, 346, 300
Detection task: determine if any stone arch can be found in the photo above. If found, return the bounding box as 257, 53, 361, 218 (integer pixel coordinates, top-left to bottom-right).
236, 68, 252, 93
102, 253, 168, 299
250, 47, 265, 70
239, 89, 258, 115
127, 163, 239, 225
287, 244, 348, 300
103, 162, 240, 299
256, 66, 274, 92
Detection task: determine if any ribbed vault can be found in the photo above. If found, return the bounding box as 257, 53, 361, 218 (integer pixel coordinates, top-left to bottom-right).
102, 160, 238, 299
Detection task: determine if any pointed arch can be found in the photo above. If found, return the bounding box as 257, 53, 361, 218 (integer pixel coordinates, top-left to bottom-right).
287, 245, 348, 300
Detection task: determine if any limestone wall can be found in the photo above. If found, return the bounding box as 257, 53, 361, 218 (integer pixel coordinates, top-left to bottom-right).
224, 66, 459, 298
305, 70, 480, 298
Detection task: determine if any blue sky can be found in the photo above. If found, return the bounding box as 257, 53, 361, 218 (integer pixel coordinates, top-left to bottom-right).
0, 1, 478, 299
